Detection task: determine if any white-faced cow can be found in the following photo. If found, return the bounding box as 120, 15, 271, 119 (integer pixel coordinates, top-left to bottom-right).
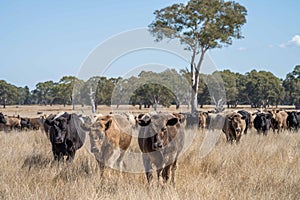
45, 112, 86, 162
82, 114, 132, 175
137, 112, 184, 186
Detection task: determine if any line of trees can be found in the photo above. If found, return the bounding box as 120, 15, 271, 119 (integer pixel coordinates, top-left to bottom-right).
0, 66, 299, 109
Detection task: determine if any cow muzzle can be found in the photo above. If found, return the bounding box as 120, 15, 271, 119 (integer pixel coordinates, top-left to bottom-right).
152, 142, 163, 150
54, 125, 64, 143
235, 127, 241, 132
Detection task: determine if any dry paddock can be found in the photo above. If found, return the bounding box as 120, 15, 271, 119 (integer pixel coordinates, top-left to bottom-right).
0, 128, 299, 199
0, 105, 299, 200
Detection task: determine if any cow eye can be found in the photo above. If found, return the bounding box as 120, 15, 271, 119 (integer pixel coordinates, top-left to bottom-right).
161, 127, 167, 132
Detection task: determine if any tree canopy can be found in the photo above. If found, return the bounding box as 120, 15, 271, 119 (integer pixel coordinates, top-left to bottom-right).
0, 67, 299, 109
149, 0, 247, 112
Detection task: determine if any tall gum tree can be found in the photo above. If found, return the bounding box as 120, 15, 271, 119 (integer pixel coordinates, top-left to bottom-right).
149, 0, 247, 112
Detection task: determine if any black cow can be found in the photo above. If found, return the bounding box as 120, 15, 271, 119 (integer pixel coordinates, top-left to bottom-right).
286, 111, 300, 132
45, 112, 86, 162
237, 110, 251, 134
253, 113, 272, 135
0, 113, 6, 124
21, 117, 31, 130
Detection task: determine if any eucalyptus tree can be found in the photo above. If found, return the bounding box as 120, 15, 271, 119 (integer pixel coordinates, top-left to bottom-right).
283, 65, 300, 108
149, 0, 247, 112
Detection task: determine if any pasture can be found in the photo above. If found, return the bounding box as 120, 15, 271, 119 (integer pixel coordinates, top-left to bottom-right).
0, 105, 299, 200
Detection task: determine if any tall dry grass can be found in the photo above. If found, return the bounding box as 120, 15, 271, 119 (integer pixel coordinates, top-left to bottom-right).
0, 127, 299, 200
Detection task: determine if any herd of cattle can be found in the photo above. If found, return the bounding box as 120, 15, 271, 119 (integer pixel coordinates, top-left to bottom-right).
0, 108, 299, 185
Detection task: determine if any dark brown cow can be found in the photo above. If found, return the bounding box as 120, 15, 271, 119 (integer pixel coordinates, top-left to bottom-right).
30, 117, 41, 130
222, 112, 246, 144
138, 112, 184, 186
83, 114, 132, 175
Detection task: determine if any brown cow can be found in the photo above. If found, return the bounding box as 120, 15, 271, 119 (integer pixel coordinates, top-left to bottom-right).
83, 114, 132, 175
138, 112, 184, 186
29, 117, 41, 130
222, 112, 246, 144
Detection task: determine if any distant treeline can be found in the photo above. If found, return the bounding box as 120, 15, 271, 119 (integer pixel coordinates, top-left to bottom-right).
0, 65, 299, 109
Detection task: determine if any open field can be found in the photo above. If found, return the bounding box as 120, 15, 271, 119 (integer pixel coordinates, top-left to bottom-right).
0, 105, 299, 199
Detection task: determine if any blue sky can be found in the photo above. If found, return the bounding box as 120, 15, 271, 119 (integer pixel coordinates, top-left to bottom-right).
1, 0, 299, 89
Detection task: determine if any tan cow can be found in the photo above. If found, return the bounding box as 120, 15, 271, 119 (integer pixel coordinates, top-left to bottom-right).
4, 116, 21, 131
269, 110, 288, 133
83, 114, 132, 175
222, 112, 246, 144
198, 111, 208, 129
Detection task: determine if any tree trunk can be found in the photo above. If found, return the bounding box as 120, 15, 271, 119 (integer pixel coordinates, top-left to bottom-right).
191, 85, 198, 113
89, 88, 96, 113
190, 49, 206, 113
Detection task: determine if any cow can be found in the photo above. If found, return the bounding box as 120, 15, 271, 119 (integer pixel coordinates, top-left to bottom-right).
29, 117, 41, 130
206, 113, 226, 131
269, 110, 288, 133
286, 111, 300, 132
237, 110, 251, 134
0, 113, 6, 124
249, 111, 261, 129
182, 112, 199, 129
198, 111, 208, 129
45, 112, 86, 162
4, 116, 21, 131
42, 114, 55, 137
222, 112, 246, 144
137, 112, 184, 186
82, 114, 132, 175
20, 117, 31, 130
253, 112, 272, 135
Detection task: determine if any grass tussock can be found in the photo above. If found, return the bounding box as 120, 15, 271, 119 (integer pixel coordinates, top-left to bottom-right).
0, 128, 299, 200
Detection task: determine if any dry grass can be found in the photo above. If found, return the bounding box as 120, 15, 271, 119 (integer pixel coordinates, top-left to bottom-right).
0, 105, 299, 199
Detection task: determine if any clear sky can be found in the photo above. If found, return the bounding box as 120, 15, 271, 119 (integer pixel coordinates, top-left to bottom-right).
1, 0, 299, 90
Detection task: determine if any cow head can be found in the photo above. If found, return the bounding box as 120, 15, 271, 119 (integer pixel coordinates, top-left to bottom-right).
138, 113, 179, 150
0, 113, 6, 124
46, 113, 70, 143
85, 115, 113, 140
228, 114, 246, 134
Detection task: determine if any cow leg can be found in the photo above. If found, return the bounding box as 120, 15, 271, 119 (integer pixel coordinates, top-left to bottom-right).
170, 160, 178, 186
236, 133, 241, 144
162, 164, 172, 183
66, 150, 75, 163
142, 155, 153, 184
116, 151, 126, 172
156, 168, 164, 186
153, 154, 164, 186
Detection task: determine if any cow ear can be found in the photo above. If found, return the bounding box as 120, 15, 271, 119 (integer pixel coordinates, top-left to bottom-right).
138, 118, 151, 126
105, 119, 113, 131
178, 114, 185, 123
137, 113, 144, 120
80, 123, 91, 131
166, 118, 178, 126
45, 119, 54, 126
